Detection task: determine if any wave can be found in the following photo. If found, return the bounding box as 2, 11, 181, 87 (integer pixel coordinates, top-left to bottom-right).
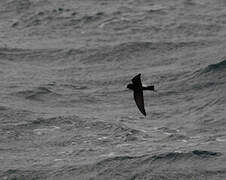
26, 115, 141, 132
0, 47, 65, 63
171, 22, 222, 37
30, 115, 147, 143
151, 150, 221, 161
0, 47, 92, 66
30, 115, 79, 127
2, 0, 32, 14
82, 40, 212, 64
167, 59, 226, 94
90, 150, 222, 179
191, 59, 226, 81
163, 133, 189, 142
191, 60, 226, 89
8, 2, 105, 29
13, 86, 60, 101
202, 59, 226, 74
0, 106, 35, 127
1, 169, 48, 180
0, 105, 8, 111
28, 150, 222, 180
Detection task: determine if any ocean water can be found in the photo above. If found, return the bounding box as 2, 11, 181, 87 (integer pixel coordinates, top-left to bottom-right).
0, 0, 226, 179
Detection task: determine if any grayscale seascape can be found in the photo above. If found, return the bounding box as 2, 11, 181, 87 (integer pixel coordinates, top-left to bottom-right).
0, 0, 226, 179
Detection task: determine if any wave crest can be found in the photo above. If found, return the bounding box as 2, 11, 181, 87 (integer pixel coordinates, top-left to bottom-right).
202, 59, 226, 73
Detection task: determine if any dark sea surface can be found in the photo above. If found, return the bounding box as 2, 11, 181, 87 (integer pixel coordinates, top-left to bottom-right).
0, 0, 226, 179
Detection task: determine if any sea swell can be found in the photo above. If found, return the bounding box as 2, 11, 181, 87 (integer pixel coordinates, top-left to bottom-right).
1, 0, 226, 179
1, 150, 223, 180
81, 40, 216, 65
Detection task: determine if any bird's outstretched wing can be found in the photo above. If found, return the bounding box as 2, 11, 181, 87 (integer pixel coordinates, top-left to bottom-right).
131, 73, 142, 87
133, 90, 146, 116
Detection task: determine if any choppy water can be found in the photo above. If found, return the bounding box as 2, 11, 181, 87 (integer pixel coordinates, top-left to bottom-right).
0, 0, 226, 179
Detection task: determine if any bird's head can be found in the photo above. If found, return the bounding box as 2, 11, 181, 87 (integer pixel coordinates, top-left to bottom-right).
127, 84, 134, 90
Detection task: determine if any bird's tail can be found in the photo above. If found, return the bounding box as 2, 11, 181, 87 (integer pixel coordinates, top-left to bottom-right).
143, 85, 155, 91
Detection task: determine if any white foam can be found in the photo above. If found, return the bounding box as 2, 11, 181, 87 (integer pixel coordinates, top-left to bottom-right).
216, 137, 226, 142
181, 139, 188, 143
100, 152, 115, 157
116, 143, 131, 147
54, 159, 63, 162
33, 126, 60, 135
98, 136, 108, 140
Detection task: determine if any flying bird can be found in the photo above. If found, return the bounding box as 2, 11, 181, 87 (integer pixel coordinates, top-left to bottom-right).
127, 73, 156, 116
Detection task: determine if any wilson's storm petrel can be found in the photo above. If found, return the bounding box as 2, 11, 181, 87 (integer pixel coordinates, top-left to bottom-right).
127, 73, 155, 116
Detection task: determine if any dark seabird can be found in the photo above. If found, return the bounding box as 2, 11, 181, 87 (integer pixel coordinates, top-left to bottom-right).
127, 73, 156, 116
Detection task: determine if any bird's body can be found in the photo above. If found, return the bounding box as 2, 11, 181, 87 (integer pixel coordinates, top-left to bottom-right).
127, 84, 155, 91
127, 74, 155, 116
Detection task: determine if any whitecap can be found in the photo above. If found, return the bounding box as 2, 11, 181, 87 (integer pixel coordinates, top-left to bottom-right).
33, 126, 60, 135
181, 139, 188, 143
100, 152, 115, 157
216, 137, 226, 142
98, 136, 108, 140
116, 143, 131, 147
54, 159, 63, 162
